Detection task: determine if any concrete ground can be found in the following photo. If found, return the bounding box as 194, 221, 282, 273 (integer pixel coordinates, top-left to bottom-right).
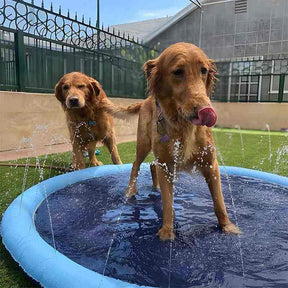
0, 135, 136, 162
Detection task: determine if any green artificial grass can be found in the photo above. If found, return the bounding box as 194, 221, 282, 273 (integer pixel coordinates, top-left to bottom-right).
0, 129, 287, 287
212, 129, 288, 176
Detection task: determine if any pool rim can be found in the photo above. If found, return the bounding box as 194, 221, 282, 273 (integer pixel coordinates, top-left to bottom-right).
1, 164, 288, 288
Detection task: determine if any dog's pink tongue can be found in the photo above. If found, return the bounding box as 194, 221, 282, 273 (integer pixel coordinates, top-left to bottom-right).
192, 107, 217, 127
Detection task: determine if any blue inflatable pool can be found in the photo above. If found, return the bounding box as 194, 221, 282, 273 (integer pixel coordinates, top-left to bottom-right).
1, 164, 288, 287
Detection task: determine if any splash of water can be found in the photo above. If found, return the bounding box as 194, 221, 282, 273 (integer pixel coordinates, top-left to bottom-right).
14, 128, 71, 248
39, 154, 57, 250
217, 149, 246, 280
266, 124, 272, 168
213, 129, 219, 148
273, 145, 288, 174
99, 193, 130, 288
19, 157, 31, 213
102, 212, 122, 275
150, 158, 173, 183
235, 125, 245, 164
168, 139, 181, 288
173, 140, 181, 182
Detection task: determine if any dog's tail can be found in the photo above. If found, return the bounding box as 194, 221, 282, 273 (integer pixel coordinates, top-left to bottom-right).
101, 98, 142, 119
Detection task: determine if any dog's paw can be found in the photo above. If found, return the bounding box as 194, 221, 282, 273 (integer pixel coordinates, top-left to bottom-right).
125, 185, 137, 198
222, 222, 242, 235
157, 226, 175, 241
152, 183, 160, 189
91, 160, 103, 166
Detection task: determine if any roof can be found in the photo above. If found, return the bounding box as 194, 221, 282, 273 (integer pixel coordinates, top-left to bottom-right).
111, 17, 173, 41
141, 0, 228, 43
110, 0, 227, 44
143, 3, 198, 43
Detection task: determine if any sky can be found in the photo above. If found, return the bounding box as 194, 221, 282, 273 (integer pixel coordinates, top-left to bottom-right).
32, 0, 191, 26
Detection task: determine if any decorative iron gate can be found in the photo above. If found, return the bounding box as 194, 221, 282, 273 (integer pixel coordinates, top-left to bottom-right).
0, 0, 158, 98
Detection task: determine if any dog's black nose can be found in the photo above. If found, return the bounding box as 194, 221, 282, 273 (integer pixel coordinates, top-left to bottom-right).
69, 97, 79, 106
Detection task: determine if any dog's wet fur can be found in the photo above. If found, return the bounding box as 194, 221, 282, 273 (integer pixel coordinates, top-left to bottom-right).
55, 72, 122, 169
105, 42, 240, 240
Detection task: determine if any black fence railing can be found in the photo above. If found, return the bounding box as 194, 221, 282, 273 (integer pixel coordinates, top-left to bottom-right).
1, 1, 287, 102
213, 58, 288, 103
0, 0, 158, 98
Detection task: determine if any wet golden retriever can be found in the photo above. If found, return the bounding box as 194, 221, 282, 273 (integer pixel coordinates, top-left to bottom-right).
55, 72, 122, 169
106, 42, 240, 241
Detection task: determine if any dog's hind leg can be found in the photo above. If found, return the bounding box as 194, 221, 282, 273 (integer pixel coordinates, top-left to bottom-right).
103, 133, 122, 165
126, 113, 151, 198
126, 139, 151, 197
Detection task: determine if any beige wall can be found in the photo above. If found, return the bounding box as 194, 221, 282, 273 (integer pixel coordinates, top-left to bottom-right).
0, 91, 287, 152
213, 102, 288, 131
0, 91, 139, 151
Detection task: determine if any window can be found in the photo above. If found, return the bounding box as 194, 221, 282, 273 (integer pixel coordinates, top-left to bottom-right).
269, 60, 288, 95
230, 75, 259, 102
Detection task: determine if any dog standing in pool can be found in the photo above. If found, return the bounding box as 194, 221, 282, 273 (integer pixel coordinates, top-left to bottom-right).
55, 72, 122, 170
105, 42, 241, 241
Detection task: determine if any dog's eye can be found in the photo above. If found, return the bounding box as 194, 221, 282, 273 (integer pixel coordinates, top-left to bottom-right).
201, 67, 207, 75
63, 84, 69, 90
77, 84, 85, 89
173, 68, 184, 77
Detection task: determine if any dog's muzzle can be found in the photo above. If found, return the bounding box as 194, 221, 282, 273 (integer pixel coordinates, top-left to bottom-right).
189, 106, 217, 127
67, 96, 82, 109
69, 97, 79, 107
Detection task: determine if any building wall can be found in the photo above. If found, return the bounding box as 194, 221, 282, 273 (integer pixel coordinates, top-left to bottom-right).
148, 0, 288, 59
1, 91, 287, 152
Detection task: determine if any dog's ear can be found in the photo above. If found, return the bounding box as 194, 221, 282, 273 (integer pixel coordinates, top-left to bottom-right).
143, 57, 160, 94
88, 77, 101, 98
55, 78, 66, 109
206, 59, 217, 96
143, 58, 158, 78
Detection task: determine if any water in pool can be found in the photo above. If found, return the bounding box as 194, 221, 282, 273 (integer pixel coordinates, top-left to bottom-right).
35, 170, 288, 288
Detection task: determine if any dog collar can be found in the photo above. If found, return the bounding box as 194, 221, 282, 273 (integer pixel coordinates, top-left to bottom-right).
156, 99, 170, 143
88, 120, 96, 126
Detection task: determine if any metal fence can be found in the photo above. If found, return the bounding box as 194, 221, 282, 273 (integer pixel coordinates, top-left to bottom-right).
213, 57, 288, 103
0, 0, 158, 98
1, 1, 287, 102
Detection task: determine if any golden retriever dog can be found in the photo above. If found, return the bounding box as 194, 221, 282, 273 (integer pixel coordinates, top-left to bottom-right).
106, 42, 240, 241
55, 72, 122, 169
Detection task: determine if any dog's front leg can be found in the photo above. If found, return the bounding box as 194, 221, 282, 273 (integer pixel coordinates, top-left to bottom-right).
156, 165, 175, 241
72, 142, 85, 170
87, 141, 103, 166
200, 160, 241, 235
150, 163, 159, 188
